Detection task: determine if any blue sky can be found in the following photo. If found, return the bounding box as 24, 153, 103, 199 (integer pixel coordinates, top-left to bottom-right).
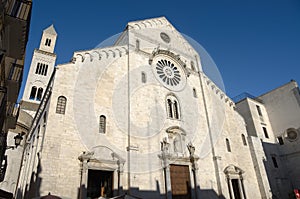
21, 0, 300, 99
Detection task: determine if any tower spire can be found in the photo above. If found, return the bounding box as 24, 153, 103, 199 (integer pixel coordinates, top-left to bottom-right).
21, 25, 57, 115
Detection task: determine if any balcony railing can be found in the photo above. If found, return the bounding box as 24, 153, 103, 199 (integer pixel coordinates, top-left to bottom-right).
5, 102, 19, 130
4, 0, 32, 21
8, 62, 23, 82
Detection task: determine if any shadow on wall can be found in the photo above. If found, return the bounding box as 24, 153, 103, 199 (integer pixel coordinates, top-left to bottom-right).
262, 141, 298, 199
78, 184, 225, 199
16, 153, 42, 199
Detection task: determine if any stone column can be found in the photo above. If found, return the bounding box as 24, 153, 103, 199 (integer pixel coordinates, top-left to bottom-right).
78, 151, 94, 199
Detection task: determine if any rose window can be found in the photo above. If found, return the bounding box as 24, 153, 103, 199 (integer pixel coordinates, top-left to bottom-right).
156, 59, 181, 86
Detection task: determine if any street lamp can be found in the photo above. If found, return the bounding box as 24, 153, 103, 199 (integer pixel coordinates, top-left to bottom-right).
6, 133, 23, 150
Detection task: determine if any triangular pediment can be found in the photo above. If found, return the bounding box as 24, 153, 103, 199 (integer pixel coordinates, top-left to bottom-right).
114, 17, 198, 58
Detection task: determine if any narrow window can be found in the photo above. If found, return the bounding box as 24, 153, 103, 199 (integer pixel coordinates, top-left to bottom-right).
262, 127, 269, 138
141, 72, 146, 83
226, 138, 231, 152
41, 64, 45, 75
56, 96, 67, 114
48, 39, 51, 46
193, 88, 197, 98
271, 156, 278, 168
36, 88, 43, 101
99, 115, 106, 133
38, 63, 43, 74
35, 63, 40, 74
43, 112, 47, 123
241, 134, 247, 146
256, 105, 263, 116
277, 137, 284, 145
191, 61, 195, 71
167, 99, 173, 118
174, 101, 179, 119
29, 86, 37, 100
44, 65, 48, 76
136, 39, 140, 50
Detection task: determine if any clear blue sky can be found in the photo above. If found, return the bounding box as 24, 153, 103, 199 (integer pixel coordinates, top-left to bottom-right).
21, 0, 300, 99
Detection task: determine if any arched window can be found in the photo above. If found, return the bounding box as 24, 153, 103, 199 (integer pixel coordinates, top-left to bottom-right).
38, 64, 43, 74
44, 64, 48, 76
56, 96, 67, 114
226, 138, 231, 152
141, 72, 146, 83
99, 115, 106, 133
35, 63, 40, 74
36, 88, 43, 101
166, 95, 181, 120
45, 38, 51, 46
193, 88, 197, 98
167, 99, 173, 118
29, 86, 37, 100
173, 101, 179, 119
241, 134, 247, 146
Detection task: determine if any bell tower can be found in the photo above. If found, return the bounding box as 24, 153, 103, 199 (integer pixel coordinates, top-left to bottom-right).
21, 25, 57, 114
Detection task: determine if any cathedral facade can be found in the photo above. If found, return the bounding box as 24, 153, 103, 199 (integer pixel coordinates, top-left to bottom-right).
13, 17, 273, 199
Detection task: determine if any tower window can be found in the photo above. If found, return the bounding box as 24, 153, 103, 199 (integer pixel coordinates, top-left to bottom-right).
29, 86, 37, 100
256, 105, 263, 117
35, 63, 40, 74
141, 72, 146, 83
44, 64, 48, 76
241, 134, 247, 146
226, 138, 231, 152
56, 96, 67, 114
45, 38, 51, 46
166, 95, 181, 120
193, 88, 197, 98
36, 88, 43, 101
99, 115, 106, 133
262, 127, 269, 138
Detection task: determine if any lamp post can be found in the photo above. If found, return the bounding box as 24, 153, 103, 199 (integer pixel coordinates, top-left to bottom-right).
6, 133, 23, 150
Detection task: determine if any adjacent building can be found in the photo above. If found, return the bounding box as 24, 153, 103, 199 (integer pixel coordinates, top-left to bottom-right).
235, 80, 300, 199
0, 1, 32, 197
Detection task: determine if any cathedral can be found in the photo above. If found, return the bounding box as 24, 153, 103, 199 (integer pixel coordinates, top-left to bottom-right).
1, 17, 300, 199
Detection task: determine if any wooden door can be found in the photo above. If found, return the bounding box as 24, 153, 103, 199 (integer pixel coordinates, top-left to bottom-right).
170, 164, 191, 199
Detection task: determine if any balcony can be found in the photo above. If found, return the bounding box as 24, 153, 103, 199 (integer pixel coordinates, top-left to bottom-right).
2, 0, 32, 59
6, 62, 23, 102
5, 102, 19, 130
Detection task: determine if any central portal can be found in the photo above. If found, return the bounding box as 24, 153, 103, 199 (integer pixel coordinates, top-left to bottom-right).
170, 164, 191, 199
87, 169, 114, 198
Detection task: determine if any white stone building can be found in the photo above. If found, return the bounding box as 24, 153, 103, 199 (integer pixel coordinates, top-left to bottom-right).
13, 17, 277, 199
235, 81, 300, 199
